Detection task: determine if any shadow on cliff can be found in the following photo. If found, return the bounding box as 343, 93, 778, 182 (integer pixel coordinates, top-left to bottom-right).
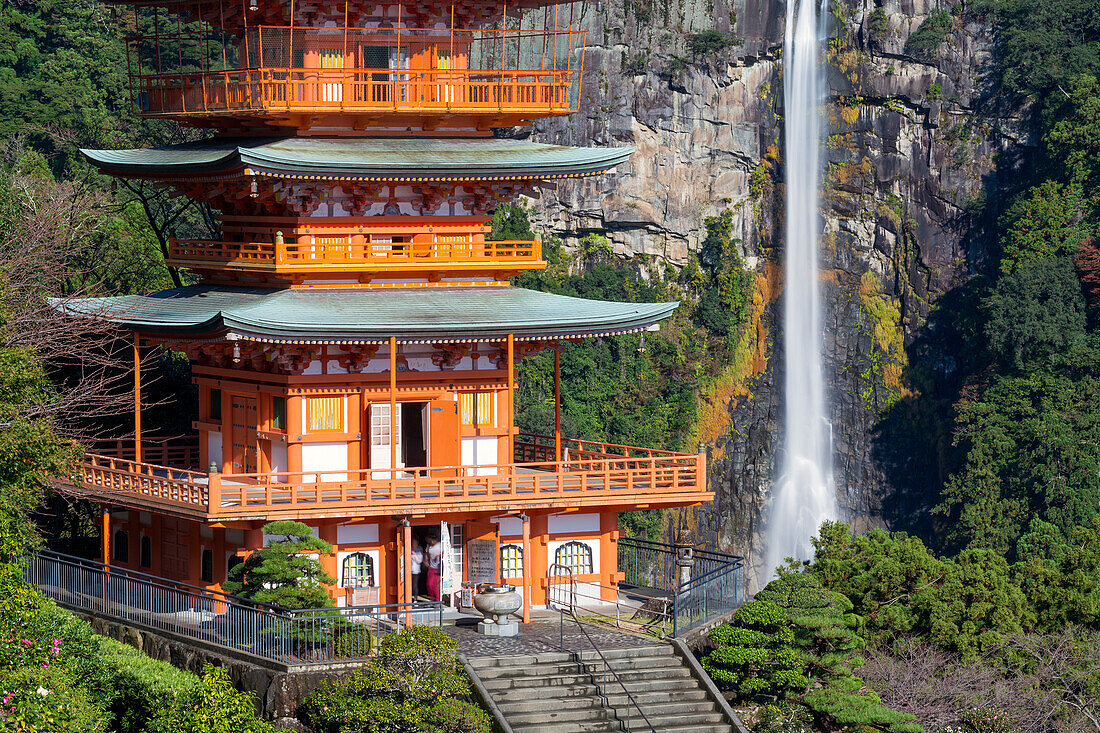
869, 284, 989, 546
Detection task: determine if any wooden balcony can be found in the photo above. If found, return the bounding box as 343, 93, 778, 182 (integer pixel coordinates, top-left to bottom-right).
128, 25, 585, 127
136, 68, 578, 127
167, 237, 544, 276
56, 436, 711, 522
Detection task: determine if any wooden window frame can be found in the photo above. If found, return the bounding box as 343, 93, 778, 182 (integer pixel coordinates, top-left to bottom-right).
553, 541, 593, 575
341, 552, 376, 589
307, 395, 345, 433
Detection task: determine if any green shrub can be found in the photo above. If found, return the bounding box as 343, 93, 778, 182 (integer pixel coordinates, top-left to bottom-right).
420, 698, 491, 733
340, 624, 374, 658
867, 7, 890, 46
687, 30, 740, 58
304, 627, 487, 733
0, 665, 107, 733
86, 636, 201, 733
905, 9, 953, 58
154, 665, 274, 733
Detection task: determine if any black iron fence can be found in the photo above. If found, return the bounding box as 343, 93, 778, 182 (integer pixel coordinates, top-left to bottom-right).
616, 537, 745, 636
22, 550, 442, 667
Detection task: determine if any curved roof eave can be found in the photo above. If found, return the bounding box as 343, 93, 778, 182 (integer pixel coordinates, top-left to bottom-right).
80, 137, 636, 181
52, 285, 678, 343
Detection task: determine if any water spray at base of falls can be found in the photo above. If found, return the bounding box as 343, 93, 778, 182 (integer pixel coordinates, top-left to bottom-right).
765, 0, 839, 580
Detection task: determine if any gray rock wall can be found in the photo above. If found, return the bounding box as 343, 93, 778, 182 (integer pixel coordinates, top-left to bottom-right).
521, 0, 1028, 586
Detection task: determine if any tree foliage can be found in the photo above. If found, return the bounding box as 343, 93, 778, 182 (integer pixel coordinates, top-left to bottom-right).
303, 626, 489, 733
809, 522, 1033, 657
704, 573, 920, 732
222, 520, 335, 609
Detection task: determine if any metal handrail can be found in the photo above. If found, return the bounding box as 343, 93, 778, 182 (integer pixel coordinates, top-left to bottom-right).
22, 550, 445, 666
547, 564, 657, 733
32, 549, 282, 611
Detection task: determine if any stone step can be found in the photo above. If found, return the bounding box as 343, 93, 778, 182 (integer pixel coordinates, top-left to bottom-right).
600, 688, 710, 706
619, 710, 727, 727
605, 700, 719, 719
496, 693, 605, 713
468, 645, 669, 669
507, 705, 618, 726
593, 678, 695, 695
467, 651, 575, 668
511, 720, 621, 733
475, 656, 686, 679
482, 666, 692, 691
495, 683, 598, 702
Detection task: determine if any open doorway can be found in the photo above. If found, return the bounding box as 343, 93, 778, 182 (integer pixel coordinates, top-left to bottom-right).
401, 402, 428, 468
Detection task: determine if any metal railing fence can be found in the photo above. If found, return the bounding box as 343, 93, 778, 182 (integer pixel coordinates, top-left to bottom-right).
617, 536, 742, 593
671, 561, 744, 637
22, 551, 442, 666
616, 536, 746, 636
547, 565, 657, 733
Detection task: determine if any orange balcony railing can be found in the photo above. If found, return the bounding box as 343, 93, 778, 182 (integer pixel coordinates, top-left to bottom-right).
137, 68, 579, 118
167, 237, 543, 273
59, 435, 710, 521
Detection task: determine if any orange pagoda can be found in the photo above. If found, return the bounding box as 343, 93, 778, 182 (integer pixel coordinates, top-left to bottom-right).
55, 0, 713, 620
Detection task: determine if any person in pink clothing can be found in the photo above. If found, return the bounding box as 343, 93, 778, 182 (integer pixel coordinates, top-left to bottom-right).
425, 534, 443, 601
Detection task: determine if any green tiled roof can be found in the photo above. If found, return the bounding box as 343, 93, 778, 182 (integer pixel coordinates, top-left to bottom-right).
81, 137, 634, 180
57, 285, 678, 342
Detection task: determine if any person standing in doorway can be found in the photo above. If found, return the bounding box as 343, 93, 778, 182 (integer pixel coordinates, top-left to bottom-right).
410, 538, 424, 600
426, 533, 443, 601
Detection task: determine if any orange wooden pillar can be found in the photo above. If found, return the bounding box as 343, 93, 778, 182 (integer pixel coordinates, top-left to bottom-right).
319, 522, 339, 599
530, 512, 549, 606
402, 519, 413, 626
133, 334, 142, 463
101, 507, 111, 565
507, 334, 515, 461
389, 337, 398, 471
101, 506, 111, 612
521, 513, 531, 623
553, 344, 561, 462
599, 511, 618, 601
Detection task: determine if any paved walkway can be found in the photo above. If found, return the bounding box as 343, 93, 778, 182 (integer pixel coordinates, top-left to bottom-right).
445, 615, 662, 658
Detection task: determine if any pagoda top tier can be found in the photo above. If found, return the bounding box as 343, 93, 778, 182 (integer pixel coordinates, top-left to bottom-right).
117, 0, 582, 28
122, 0, 588, 130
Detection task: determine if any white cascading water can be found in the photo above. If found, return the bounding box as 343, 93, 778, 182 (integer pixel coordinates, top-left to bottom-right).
765, 0, 838, 579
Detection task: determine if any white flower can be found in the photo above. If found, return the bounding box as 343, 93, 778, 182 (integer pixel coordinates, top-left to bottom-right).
36, 687, 49, 697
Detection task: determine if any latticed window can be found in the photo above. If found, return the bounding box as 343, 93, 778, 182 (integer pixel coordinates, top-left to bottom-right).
307, 396, 343, 432
500, 544, 523, 578
342, 552, 375, 588
554, 541, 593, 575
459, 391, 495, 427
370, 403, 399, 446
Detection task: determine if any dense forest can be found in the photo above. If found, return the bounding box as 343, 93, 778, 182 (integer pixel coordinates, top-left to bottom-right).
0, 0, 1098, 730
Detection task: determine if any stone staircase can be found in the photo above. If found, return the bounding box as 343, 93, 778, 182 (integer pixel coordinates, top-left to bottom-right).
466, 644, 734, 733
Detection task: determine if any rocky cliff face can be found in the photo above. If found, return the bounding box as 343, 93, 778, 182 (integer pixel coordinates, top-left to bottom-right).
521, 0, 1028, 587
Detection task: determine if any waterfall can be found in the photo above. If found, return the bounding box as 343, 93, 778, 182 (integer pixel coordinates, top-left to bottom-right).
765, 0, 838, 579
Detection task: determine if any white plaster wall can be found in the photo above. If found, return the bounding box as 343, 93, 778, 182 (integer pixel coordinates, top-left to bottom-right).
337, 523, 379, 545
302, 442, 348, 481
492, 516, 523, 537
269, 440, 288, 475
207, 431, 223, 468
462, 436, 498, 475
548, 513, 600, 534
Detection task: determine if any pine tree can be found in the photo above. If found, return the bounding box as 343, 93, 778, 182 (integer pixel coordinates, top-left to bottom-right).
705, 573, 921, 733
223, 520, 335, 609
